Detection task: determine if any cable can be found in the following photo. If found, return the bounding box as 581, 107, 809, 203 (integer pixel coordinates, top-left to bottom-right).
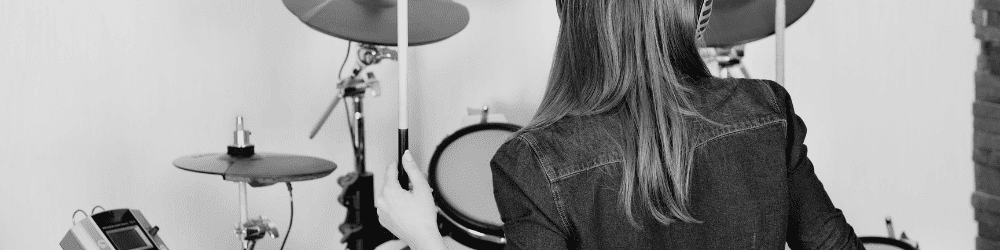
71, 209, 88, 224
90, 205, 105, 215
338, 41, 353, 79
279, 182, 294, 250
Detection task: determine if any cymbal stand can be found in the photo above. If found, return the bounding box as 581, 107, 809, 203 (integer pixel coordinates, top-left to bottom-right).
229, 117, 280, 250
309, 43, 397, 250
700, 45, 750, 78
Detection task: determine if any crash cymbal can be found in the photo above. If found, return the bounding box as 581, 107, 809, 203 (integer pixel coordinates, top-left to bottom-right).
282, 0, 470, 46
173, 117, 337, 187
173, 152, 337, 187
703, 0, 815, 48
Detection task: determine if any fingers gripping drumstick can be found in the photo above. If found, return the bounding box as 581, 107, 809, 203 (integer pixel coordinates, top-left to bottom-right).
397, 0, 411, 190
383, 150, 430, 193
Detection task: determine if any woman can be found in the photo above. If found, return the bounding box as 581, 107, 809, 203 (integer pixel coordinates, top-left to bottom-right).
377, 0, 864, 249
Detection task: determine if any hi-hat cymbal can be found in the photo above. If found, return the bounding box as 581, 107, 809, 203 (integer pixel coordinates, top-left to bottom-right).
703, 0, 815, 48
174, 153, 337, 187
282, 0, 470, 46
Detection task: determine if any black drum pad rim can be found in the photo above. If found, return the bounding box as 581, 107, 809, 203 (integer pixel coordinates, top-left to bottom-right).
428, 122, 521, 242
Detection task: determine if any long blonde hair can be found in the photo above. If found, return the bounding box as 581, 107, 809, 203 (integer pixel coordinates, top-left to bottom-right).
521, 0, 712, 228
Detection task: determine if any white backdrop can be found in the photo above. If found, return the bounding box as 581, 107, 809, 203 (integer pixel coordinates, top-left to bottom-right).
741, 1, 976, 249
0, 0, 400, 249
0, 0, 977, 249
410, 1, 978, 250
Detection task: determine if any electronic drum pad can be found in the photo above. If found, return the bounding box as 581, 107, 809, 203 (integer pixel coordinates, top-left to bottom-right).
859, 237, 918, 250
428, 123, 521, 250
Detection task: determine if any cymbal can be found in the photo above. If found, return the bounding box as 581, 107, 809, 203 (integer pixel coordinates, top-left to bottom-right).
282, 0, 470, 46
174, 153, 338, 187
703, 0, 815, 48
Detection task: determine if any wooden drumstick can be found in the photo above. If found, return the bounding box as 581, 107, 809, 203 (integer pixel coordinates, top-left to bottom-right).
775, 0, 786, 87
397, 0, 411, 189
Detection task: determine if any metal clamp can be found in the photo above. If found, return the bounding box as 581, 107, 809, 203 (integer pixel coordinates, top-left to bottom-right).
700, 45, 749, 78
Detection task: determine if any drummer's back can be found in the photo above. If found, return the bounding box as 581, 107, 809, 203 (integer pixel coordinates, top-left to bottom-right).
493, 77, 853, 249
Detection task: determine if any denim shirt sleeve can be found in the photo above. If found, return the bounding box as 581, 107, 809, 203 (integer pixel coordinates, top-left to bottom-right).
765, 80, 865, 250
491, 136, 571, 250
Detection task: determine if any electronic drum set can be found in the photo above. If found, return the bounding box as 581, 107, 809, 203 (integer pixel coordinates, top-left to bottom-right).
165, 0, 919, 250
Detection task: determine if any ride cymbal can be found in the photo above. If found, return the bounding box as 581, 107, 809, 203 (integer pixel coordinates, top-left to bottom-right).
703, 0, 815, 48
282, 0, 470, 46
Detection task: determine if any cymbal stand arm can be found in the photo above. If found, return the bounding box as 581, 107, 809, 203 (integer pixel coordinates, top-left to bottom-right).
310, 44, 389, 140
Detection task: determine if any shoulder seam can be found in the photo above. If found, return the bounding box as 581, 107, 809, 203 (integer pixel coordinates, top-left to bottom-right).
514, 134, 575, 237
694, 119, 787, 150
758, 79, 787, 117
551, 156, 622, 182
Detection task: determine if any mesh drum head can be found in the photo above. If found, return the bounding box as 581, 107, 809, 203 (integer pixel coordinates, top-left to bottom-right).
429, 123, 521, 238
435, 129, 510, 225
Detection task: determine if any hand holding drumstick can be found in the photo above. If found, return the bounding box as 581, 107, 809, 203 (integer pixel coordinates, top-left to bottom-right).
376, 150, 449, 250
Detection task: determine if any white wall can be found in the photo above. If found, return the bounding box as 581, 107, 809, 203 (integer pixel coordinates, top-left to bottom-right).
0, 0, 978, 250
0, 0, 402, 249
740, 1, 977, 249
408, 2, 558, 177
407, 2, 559, 249
410, 0, 977, 250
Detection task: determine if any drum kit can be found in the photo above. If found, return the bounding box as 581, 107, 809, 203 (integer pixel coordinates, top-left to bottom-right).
163, 1, 912, 250
173, 0, 469, 249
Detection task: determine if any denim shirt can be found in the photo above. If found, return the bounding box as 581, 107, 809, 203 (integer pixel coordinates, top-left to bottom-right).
489, 78, 864, 250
